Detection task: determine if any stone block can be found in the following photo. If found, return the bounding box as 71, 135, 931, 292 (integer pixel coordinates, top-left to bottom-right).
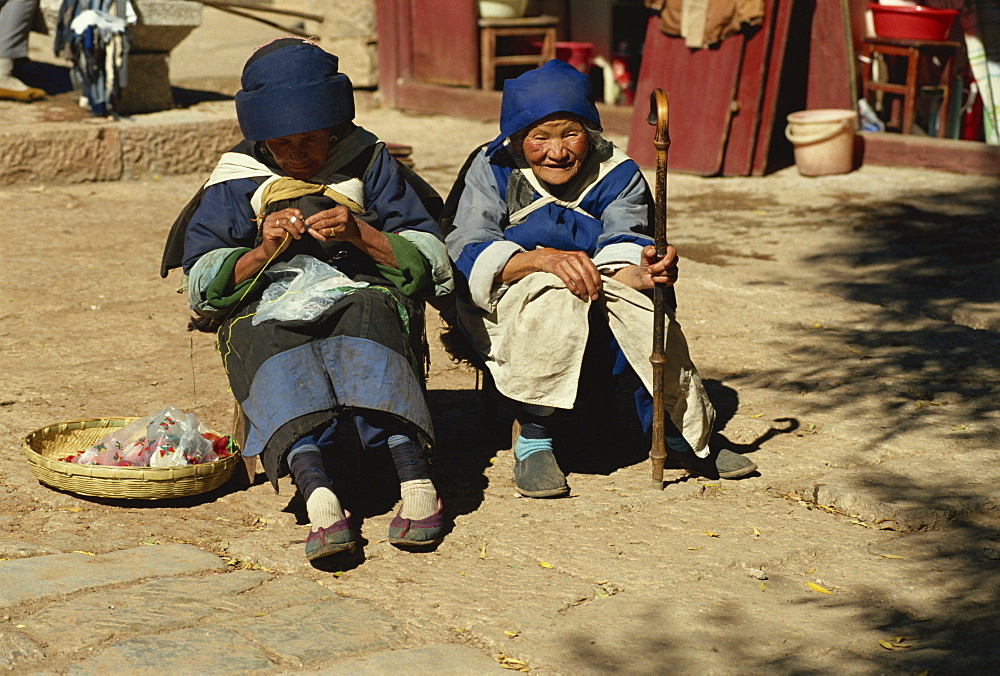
38, 0, 203, 114
118, 116, 242, 178
38, 0, 202, 52
129, 0, 202, 52
0, 544, 225, 607
0, 125, 123, 184
117, 52, 174, 115
0, 113, 243, 186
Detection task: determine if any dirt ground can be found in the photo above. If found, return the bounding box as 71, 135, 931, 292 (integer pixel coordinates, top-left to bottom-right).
1, 107, 999, 671
2, 10, 999, 666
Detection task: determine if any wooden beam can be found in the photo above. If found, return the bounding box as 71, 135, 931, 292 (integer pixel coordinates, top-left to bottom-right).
860, 132, 1000, 175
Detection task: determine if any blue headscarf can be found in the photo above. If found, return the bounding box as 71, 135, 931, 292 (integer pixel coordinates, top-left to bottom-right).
487, 59, 602, 155
235, 39, 355, 142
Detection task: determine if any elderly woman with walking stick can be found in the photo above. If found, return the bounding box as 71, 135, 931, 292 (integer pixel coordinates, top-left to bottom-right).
445, 59, 757, 498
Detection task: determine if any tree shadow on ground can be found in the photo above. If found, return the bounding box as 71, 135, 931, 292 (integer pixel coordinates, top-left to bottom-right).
171, 86, 234, 107
555, 472, 1000, 671
725, 304, 1000, 456
15, 59, 73, 94
427, 387, 511, 515
795, 184, 1000, 328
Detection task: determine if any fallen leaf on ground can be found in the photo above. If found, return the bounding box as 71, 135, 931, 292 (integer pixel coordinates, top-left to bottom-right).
539, 560, 553, 568
753, 527, 761, 537
57, 507, 82, 512
480, 544, 487, 559
505, 630, 520, 638
759, 582, 766, 592
878, 637, 916, 650
805, 568, 817, 574
807, 582, 832, 594
705, 530, 720, 538
747, 413, 764, 418
687, 547, 702, 551
497, 654, 529, 671
71, 551, 96, 556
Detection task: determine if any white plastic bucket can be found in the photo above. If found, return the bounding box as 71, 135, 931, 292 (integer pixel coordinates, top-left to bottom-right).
785, 109, 858, 176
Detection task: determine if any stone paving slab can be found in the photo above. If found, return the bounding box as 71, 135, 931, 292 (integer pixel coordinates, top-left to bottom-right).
234, 600, 406, 665
19, 570, 272, 653
0, 541, 61, 559
65, 626, 275, 675
310, 644, 510, 674
0, 544, 225, 607
0, 630, 45, 670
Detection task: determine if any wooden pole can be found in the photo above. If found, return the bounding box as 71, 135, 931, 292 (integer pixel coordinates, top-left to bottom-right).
647, 88, 670, 489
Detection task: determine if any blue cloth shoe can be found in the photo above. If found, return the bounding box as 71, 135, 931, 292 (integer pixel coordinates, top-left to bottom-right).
514, 448, 569, 498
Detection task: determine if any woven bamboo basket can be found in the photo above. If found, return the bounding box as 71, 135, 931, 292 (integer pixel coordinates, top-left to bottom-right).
22, 417, 240, 500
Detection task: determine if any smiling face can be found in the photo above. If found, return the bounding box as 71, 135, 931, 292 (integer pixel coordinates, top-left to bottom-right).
264, 128, 332, 179
520, 115, 590, 187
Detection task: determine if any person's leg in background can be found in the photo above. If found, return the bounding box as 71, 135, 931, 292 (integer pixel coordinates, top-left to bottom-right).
0, 0, 46, 101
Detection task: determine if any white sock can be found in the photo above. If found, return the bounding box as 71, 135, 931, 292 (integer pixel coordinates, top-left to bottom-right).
305, 487, 345, 531
400, 479, 438, 520
0, 59, 27, 92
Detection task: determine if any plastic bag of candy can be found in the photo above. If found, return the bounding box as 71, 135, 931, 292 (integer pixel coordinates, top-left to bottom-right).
63, 407, 233, 467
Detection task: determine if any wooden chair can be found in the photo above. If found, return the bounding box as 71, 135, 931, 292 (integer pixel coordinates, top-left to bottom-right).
478, 15, 559, 90
861, 36, 960, 137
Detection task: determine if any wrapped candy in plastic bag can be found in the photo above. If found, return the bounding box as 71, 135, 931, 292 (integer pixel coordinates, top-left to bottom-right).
65, 407, 231, 467
252, 254, 368, 326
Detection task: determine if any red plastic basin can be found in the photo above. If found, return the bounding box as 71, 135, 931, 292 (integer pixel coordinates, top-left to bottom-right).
555, 41, 593, 72
869, 4, 959, 42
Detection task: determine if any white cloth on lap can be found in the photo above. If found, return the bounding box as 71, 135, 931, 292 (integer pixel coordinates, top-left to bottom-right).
457, 272, 715, 456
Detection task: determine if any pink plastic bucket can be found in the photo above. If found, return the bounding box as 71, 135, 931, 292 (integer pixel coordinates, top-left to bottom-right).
785, 109, 858, 176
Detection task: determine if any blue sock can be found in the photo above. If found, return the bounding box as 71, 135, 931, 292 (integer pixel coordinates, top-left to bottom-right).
514, 436, 553, 461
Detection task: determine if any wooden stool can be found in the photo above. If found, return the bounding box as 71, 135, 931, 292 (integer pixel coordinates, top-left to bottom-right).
478, 15, 559, 91
861, 36, 960, 137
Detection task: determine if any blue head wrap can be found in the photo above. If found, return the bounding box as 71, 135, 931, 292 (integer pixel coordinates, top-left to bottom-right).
235, 39, 355, 142
487, 59, 602, 155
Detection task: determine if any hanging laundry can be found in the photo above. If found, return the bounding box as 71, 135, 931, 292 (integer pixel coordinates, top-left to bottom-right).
53, 0, 137, 116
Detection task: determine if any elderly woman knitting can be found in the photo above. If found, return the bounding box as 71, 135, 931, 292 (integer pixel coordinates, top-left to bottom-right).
176, 39, 452, 560
446, 59, 756, 498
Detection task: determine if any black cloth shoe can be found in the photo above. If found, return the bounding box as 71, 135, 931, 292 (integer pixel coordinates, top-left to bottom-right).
513, 449, 569, 498
678, 448, 757, 480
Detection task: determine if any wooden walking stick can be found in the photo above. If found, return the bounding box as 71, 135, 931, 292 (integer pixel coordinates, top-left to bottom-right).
647, 88, 670, 488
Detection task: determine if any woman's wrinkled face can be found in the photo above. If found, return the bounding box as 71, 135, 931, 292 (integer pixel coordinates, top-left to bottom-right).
521, 116, 590, 186
264, 128, 332, 179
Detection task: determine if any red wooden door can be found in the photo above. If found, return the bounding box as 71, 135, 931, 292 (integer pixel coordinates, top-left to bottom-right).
409, 0, 480, 87
627, 15, 745, 175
